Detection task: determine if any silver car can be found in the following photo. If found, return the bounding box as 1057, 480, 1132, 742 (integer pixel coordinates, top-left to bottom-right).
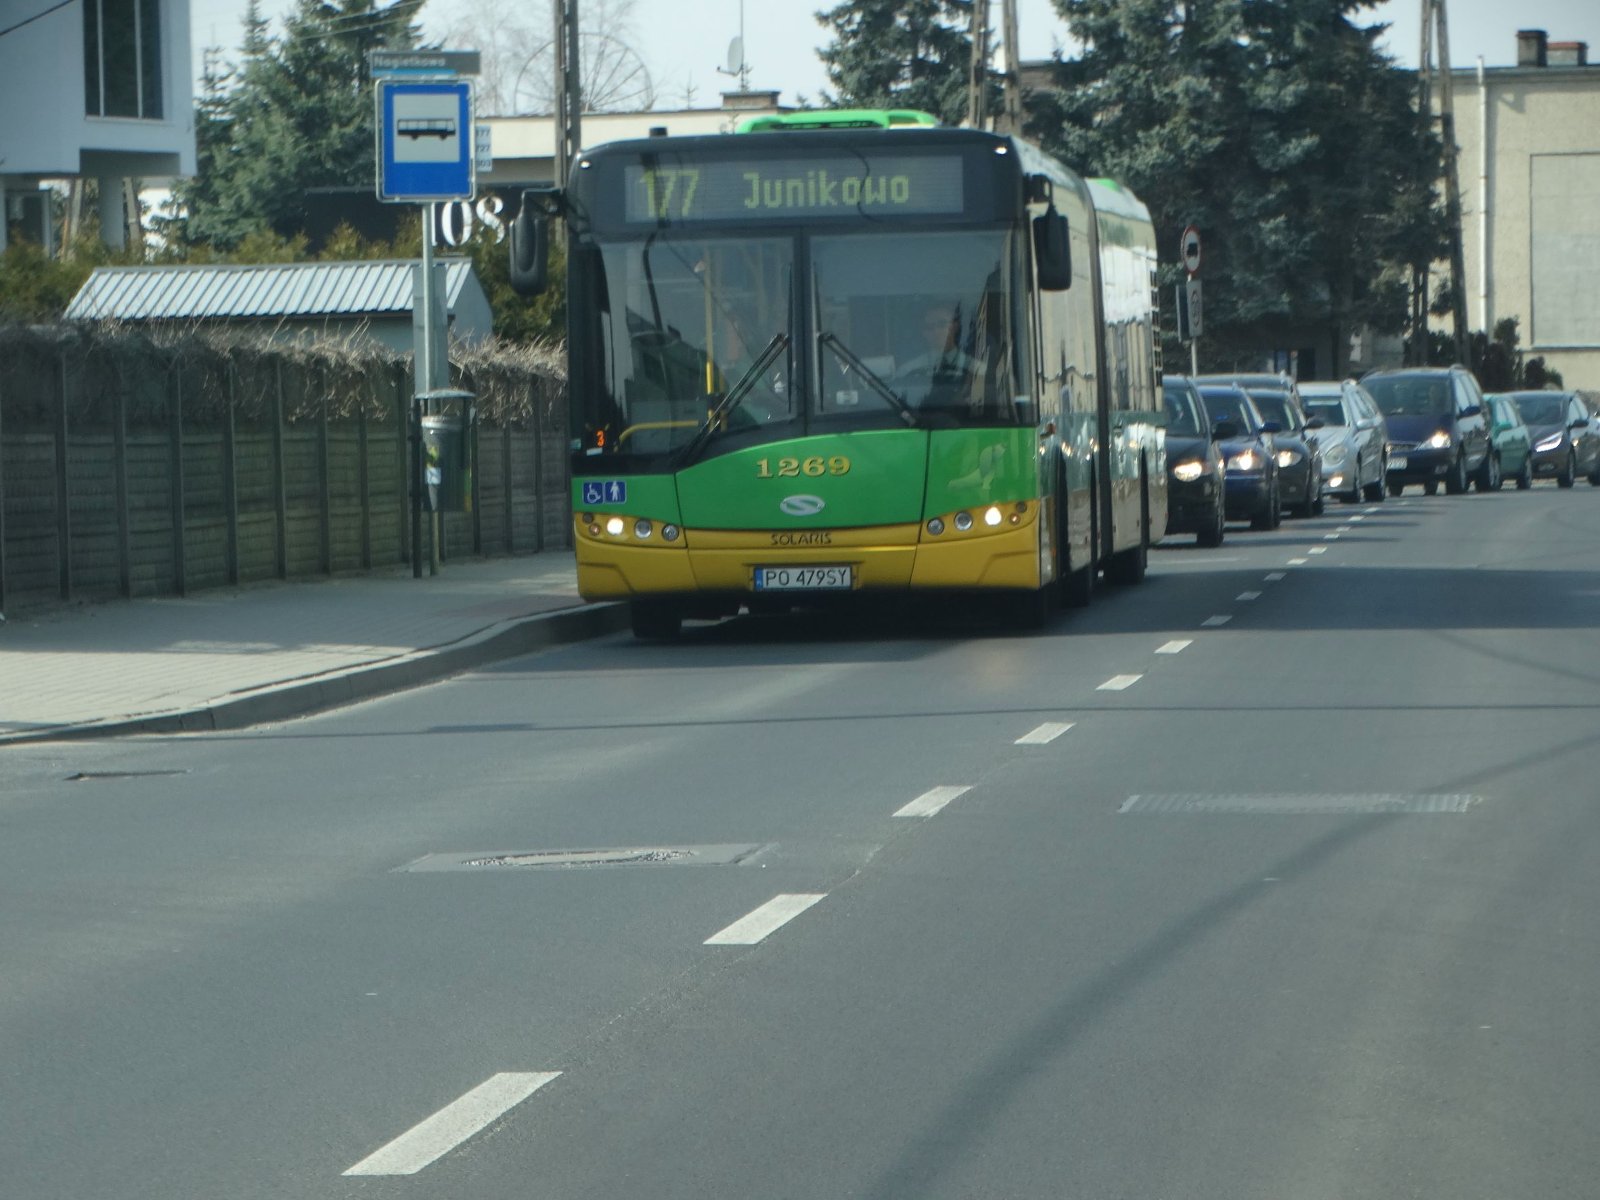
1298, 380, 1388, 504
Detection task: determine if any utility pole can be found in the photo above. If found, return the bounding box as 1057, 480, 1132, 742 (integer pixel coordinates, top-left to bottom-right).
967, 0, 1022, 134
1415, 0, 1471, 368
552, 0, 581, 190
966, 0, 990, 129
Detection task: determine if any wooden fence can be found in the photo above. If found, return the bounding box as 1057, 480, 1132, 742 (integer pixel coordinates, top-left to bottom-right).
0, 326, 568, 614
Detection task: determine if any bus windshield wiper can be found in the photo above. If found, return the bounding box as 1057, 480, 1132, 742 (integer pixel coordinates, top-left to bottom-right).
817, 332, 920, 427
676, 332, 790, 464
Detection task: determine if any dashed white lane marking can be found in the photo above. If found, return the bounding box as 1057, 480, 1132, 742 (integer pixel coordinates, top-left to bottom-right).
1338, 525, 1355, 532
1288, 557, 1309, 565
1264, 572, 1286, 581
1309, 547, 1328, 555
1350, 515, 1367, 522
705, 894, 826, 945
1156, 639, 1192, 654
1364, 507, 1380, 514
1202, 615, 1232, 627
1097, 674, 1143, 691
344, 1072, 561, 1176
1322, 534, 1341, 540
1236, 591, 1261, 601
1015, 723, 1074, 746
894, 785, 973, 816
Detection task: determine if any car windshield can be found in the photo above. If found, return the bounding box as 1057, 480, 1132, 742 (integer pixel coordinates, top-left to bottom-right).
1366, 375, 1452, 417
1302, 398, 1346, 426
1161, 385, 1205, 436
1247, 390, 1300, 431
1511, 392, 1566, 426
1199, 387, 1252, 431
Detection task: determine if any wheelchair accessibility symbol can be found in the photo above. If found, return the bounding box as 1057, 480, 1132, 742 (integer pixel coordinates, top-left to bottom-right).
582, 480, 627, 505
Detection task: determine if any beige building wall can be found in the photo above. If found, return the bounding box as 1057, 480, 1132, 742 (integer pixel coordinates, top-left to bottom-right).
1444, 59, 1600, 387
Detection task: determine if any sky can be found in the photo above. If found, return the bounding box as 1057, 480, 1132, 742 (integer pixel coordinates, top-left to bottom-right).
186, 0, 1600, 111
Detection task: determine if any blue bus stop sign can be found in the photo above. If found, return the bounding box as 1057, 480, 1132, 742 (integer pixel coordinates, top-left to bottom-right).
376, 79, 474, 203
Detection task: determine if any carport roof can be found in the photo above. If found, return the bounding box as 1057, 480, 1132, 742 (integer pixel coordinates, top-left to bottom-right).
65, 259, 479, 321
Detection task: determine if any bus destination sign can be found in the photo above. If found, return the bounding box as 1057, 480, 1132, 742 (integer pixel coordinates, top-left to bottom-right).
622, 155, 965, 224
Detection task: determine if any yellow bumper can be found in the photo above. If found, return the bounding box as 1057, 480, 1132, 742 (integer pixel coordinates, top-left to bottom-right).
573, 505, 1044, 599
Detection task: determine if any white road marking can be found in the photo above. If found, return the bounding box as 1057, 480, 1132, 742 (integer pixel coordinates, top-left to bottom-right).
1287, 557, 1309, 565
705, 894, 826, 945
1202, 615, 1232, 627
344, 1073, 561, 1176
1236, 590, 1261, 601
1156, 639, 1192, 654
1264, 572, 1286, 581
1322, 534, 1340, 540
894, 785, 973, 815
1364, 507, 1380, 514
1350, 515, 1366, 522
1309, 547, 1328, 555
1014, 723, 1074, 746
1097, 674, 1143, 691
1337, 525, 1354, 532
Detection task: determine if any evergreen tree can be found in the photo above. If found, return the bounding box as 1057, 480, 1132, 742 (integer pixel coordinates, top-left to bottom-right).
1030, 0, 1443, 374
816, 0, 973, 125
170, 0, 427, 250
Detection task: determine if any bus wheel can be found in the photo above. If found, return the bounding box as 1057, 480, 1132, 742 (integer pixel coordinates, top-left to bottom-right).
630, 600, 683, 640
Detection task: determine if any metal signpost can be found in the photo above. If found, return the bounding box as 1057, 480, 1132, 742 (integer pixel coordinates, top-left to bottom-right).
373, 56, 477, 577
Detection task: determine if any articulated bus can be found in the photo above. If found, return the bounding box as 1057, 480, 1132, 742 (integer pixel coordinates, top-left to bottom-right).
509, 109, 1164, 638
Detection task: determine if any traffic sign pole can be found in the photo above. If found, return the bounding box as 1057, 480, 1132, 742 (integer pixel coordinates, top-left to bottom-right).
1180, 224, 1203, 374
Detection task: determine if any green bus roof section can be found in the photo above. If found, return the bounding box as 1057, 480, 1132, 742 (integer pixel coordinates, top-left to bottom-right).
736, 109, 940, 134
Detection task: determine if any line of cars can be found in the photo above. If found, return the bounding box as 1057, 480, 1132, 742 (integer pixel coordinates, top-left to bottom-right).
1161, 366, 1600, 545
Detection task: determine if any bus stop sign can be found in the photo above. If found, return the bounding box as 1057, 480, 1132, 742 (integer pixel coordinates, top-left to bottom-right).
376, 79, 474, 203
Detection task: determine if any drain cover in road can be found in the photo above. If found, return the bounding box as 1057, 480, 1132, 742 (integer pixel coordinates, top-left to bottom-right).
399, 844, 767, 872
1119, 793, 1480, 814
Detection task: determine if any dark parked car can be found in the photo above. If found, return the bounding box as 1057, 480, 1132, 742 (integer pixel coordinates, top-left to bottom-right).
1363, 366, 1490, 496
1508, 390, 1600, 488
1483, 394, 1534, 490
1197, 383, 1280, 530
1200, 374, 1323, 518
1160, 375, 1226, 546
1298, 379, 1388, 503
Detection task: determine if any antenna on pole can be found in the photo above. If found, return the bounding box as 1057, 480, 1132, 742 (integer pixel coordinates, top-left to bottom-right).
717, 0, 751, 91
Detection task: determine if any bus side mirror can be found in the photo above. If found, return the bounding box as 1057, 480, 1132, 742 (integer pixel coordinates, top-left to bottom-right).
509, 195, 550, 297
1033, 209, 1072, 291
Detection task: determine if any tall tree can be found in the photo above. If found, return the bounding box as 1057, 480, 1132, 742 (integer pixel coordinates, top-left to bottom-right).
1030, 0, 1443, 374
816, 0, 974, 125
169, 0, 427, 250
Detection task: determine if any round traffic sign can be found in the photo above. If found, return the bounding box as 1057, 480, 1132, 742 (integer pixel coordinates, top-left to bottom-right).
1180, 224, 1202, 275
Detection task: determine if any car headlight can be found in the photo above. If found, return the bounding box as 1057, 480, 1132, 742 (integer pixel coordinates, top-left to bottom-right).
1172, 459, 1205, 482
1276, 448, 1302, 468
1422, 430, 1452, 450
1321, 443, 1348, 466
1227, 449, 1260, 471
1535, 433, 1563, 452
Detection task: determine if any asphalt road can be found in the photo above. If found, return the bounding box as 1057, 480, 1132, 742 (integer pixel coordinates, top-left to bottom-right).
4, 486, 1600, 1199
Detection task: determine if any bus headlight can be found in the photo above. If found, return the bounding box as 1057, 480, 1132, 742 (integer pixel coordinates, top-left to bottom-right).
634, 519, 653, 539
983, 506, 1003, 527
605, 517, 625, 536
955, 511, 974, 531
927, 517, 945, 536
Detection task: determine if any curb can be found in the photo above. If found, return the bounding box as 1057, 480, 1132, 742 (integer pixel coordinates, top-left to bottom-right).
0, 601, 629, 746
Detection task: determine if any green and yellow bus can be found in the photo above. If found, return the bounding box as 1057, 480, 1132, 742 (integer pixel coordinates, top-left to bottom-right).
510, 110, 1165, 638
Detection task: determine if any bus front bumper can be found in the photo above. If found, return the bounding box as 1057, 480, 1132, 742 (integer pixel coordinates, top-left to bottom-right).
572, 508, 1045, 600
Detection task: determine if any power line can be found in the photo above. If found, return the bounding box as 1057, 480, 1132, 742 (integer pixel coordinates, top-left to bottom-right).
0, 0, 75, 42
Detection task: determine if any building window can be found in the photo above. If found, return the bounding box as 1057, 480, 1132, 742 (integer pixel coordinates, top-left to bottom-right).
84, 0, 163, 119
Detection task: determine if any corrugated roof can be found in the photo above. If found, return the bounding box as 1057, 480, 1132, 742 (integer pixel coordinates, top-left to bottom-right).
65, 260, 478, 321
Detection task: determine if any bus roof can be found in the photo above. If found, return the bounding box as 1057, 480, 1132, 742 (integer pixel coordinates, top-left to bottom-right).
736, 109, 940, 134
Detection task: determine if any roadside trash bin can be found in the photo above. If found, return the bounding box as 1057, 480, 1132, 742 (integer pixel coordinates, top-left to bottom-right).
418, 390, 475, 513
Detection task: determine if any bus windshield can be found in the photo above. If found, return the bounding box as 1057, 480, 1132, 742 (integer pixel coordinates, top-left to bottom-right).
576, 227, 1024, 458
812, 228, 1022, 427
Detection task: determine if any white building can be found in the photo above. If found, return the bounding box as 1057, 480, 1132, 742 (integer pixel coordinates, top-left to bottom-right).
1439, 30, 1600, 386
0, 0, 196, 251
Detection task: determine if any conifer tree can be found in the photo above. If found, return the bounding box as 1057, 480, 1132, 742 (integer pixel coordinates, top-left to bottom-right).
816, 0, 974, 125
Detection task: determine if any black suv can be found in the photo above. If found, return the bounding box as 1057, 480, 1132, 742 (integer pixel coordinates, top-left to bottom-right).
1363, 366, 1490, 496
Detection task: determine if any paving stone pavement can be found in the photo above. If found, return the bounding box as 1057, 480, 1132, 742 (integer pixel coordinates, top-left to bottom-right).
0, 553, 623, 743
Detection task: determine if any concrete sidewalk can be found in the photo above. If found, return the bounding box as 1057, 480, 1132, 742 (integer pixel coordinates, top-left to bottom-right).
0, 553, 624, 744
